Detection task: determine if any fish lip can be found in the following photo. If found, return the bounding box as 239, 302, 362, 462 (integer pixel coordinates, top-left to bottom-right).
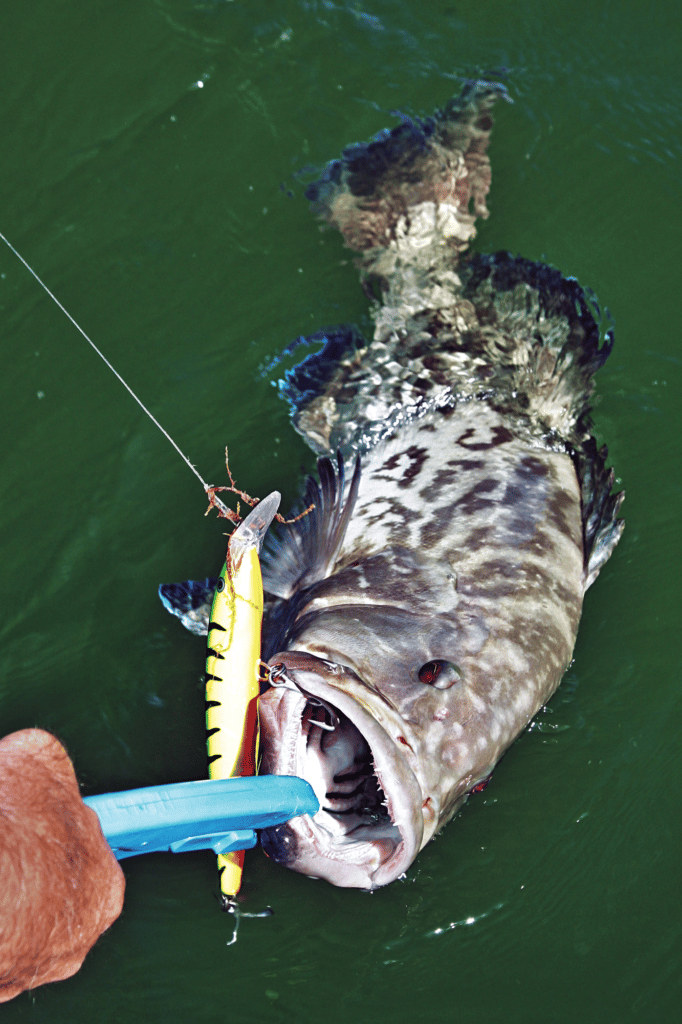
260, 651, 424, 889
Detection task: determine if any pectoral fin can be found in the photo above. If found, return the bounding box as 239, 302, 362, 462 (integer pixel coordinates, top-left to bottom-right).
158, 578, 216, 636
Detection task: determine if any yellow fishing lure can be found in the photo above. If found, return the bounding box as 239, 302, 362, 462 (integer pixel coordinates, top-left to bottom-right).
205, 492, 280, 900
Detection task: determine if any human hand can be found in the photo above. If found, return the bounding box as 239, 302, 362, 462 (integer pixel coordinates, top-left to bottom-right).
0, 729, 125, 1002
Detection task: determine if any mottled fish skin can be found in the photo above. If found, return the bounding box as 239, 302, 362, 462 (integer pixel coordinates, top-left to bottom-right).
257, 82, 623, 888
260, 404, 586, 862
158, 81, 624, 889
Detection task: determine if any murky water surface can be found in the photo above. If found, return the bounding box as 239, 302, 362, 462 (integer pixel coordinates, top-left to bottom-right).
1, 2, 681, 1021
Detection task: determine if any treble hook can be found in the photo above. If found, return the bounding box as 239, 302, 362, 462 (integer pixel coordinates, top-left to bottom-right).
268, 665, 339, 732
219, 894, 274, 946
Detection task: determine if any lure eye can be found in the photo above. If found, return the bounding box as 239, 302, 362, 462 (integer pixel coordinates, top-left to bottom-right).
215, 577, 225, 593
418, 660, 462, 689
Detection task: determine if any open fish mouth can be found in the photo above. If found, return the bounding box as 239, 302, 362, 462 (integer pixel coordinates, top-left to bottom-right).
258, 652, 424, 889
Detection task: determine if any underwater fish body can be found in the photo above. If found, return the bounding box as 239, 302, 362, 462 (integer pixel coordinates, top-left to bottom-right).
160, 82, 623, 889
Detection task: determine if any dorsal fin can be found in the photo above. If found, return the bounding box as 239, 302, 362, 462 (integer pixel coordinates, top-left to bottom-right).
261, 452, 361, 599
575, 438, 625, 589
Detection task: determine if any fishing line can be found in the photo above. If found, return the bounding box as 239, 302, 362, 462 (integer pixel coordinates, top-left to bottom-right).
0, 230, 230, 512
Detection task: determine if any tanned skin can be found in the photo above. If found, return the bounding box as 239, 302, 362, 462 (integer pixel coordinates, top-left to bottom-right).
0, 729, 125, 1003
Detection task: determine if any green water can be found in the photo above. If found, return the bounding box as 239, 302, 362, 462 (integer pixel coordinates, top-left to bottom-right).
1, 1, 681, 1020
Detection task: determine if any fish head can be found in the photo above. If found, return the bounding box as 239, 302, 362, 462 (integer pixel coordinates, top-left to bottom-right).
258, 601, 491, 889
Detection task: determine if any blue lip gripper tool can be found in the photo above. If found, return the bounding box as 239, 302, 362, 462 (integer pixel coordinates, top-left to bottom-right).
84, 775, 319, 860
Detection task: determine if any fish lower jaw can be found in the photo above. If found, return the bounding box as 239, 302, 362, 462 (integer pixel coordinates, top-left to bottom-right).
259, 656, 424, 889
300, 712, 402, 886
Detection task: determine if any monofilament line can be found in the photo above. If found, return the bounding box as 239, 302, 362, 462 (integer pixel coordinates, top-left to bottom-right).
1, 229, 216, 497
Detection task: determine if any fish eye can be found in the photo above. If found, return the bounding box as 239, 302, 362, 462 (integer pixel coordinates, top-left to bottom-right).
215, 577, 225, 593
418, 660, 462, 689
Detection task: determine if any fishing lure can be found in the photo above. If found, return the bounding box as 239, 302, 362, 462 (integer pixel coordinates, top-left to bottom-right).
205, 491, 281, 902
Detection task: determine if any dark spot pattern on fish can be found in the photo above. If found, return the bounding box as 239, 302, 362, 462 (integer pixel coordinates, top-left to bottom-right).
547, 488, 581, 544
456, 425, 514, 450
399, 445, 429, 489
501, 482, 526, 507
420, 466, 458, 501
368, 445, 430, 491
520, 455, 549, 477
377, 452, 401, 473
420, 501, 461, 549
523, 529, 556, 557
559, 589, 584, 631
447, 525, 493, 559
503, 516, 541, 544
453, 478, 500, 515
445, 457, 487, 471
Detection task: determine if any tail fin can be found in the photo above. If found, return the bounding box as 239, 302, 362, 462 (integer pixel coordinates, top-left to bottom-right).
306, 79, 507, 256
307, 80, 510, 345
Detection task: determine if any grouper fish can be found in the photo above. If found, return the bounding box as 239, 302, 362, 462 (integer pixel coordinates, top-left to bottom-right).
159, 81, 624, 889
